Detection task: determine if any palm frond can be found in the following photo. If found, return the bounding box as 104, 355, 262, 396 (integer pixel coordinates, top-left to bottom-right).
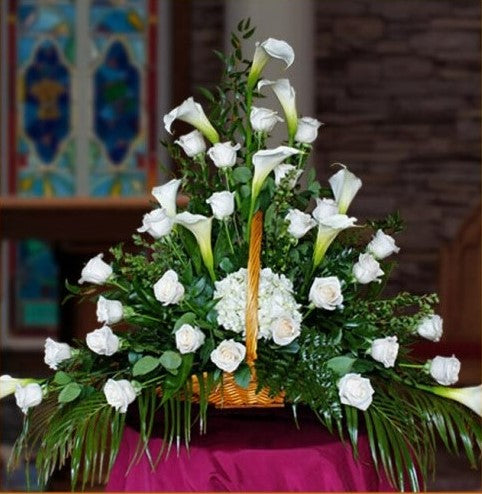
9, 391, 127, 491
338, 380, 481, 492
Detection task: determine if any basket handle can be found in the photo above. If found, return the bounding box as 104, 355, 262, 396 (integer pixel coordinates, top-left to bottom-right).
246, 210, 263, 365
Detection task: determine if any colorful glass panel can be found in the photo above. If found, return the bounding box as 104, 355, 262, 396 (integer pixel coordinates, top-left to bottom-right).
89, 0, 150, 197
14, 240, 59, 328
94, 41, 140, 164
24, 40, 70, 163
15, 0, 76, 197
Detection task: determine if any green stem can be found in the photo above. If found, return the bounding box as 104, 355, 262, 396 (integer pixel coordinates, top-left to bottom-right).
131, 312, 160, 323
399, 363, 425, 369
224, 220, 235, 254
223, 169, 231, 191
182, 299, 202, 314
166, 235, 185, 265
108, 279, 128, 293
194, 154, 210, 190
245, 89, 253, 154
303, 306, 315, 321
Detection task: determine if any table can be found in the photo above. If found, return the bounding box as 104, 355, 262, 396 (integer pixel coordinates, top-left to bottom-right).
106, 409, 394, 492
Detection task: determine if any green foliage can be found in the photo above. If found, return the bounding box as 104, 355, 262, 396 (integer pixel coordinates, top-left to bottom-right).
58, 382, 82, 403
133, 356, 161, 376
345, 381, 482, 492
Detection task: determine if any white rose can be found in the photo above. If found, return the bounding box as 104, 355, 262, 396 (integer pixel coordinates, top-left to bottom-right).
206, 191, 235, 220
78, 254, 112, 285
137, 208, 174, 238
250, 106, 284, 133
312, 198, 339, 223
175, 324, 206, 354
207, 141, 241, 168
429, 355, 460, 385
86, 325, 120, 356
103, 379, 136, 413
285, 209, 316, 239
353, 253, 384, 284
175, 129, 206, 157
153, 270, 185, 306
44, 338, 72, 370
0, 375, 33, 399
272, 316, 301, 346
370, 336, 399, 368
338, 373, 374, 411
295, 117, 322, 144
15, 383, 43, 414
96, 296, 124, 325
309, 276, 344, 311
416, 315, 443, 342
210, 339, 246, 373
274, 164, 303, 188
367, 230, 400, 260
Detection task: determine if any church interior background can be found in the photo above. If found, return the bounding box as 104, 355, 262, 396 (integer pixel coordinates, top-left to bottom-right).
0, 0, 480, 491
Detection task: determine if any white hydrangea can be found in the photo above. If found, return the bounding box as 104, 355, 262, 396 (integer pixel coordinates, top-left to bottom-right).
214, 268, 302, 340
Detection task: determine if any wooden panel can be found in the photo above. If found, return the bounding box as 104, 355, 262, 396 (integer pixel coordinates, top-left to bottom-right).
438, 204, 481, 383
0, 197, 152, 241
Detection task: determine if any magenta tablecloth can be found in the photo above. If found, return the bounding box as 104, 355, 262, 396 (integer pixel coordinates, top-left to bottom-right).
106, 411, 394, 492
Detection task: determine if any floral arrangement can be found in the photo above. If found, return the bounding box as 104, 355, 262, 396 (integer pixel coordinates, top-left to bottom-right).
2, 22, 480, 491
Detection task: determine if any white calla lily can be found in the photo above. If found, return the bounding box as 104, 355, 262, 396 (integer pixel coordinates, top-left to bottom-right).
151, 179, 181, 217
247, 38, 294, 89
252, 146, 300, 201
258, 79, 298, 139
420, 384, 482, 417
175, 212, 215, 280
313, 214, 357, 269
163, 97, 219, 144
328, 165, 363, 214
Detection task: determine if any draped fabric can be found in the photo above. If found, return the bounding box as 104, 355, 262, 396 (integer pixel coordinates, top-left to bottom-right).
106, 410, 394, 492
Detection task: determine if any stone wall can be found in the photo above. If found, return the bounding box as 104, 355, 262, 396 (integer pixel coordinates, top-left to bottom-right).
314, 0, 481, 295
188, 0, 481, 294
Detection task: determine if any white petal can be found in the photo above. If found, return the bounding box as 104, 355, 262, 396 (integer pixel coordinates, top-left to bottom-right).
260, 38, 295, 68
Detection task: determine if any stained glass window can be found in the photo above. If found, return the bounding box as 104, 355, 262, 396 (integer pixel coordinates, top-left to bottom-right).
89, 0, 153, 197
3, 0, 158, 345
15, 0, 76, 197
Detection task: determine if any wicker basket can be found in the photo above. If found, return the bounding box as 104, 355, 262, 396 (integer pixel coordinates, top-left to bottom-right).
191, 211, 285, 408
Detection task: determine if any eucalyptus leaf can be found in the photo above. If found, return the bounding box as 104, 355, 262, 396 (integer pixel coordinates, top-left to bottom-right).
54, 371, 72, 386
327, 356, 356, 376
128, 352, 143, 365
133, 356, 161, 376
219, 257, 234, 273
232, 166, 252, 183
159, 351, 182, 370
58, 382, 82, 403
